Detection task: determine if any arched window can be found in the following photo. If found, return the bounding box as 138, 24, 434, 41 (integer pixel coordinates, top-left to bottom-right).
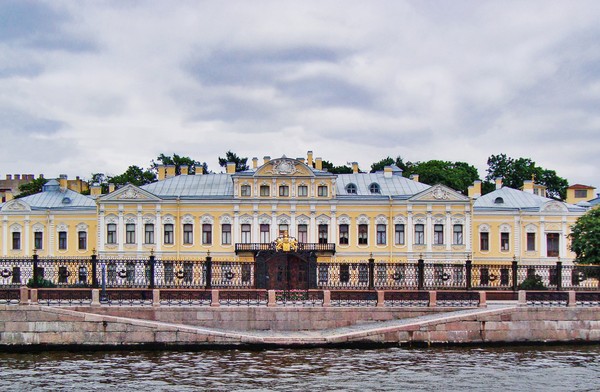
346, 183, 357, 194
369, 183, 381, 194
494, 197, 504, 204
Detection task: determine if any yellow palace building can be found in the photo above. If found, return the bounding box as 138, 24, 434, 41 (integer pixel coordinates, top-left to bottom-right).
0, 152, 587, 278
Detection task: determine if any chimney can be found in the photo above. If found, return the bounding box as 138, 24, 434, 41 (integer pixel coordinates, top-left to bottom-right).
157, 165, 166, 180
410, 174, 420, 182
90, 185, 102, 197
226, 162, 236, 174
307, 151, 313, 167
315, 157, 323, 171
195, 166, 204, 175
59, 174, 67, 189
14, 174, 20, 180
5, 190, 13, 201
468, 180, 482, 199
6, 174, 11, 180
522, 180, 534, 193
108, 183, 115, 193
180, 166, 189, 175
263, 156, 271, 164
384, 166, 392, 178
352, 162, 359, 174
495, 177, 503, 190
252, 157, 258, 169
165, 165, 176, 178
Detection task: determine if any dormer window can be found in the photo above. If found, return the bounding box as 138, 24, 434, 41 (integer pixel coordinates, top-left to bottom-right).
369, 183, 381, 194
346, 183, 357, 194
494, 197, 504, 204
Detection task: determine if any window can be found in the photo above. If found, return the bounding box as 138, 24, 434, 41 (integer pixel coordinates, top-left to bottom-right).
241, 224, 251, 243
574, 189, 588, 198
260, 185, 270, 196
318, 224, 328, 244
339, 224, 349, 245
369, 183, 381, 194
395, 224, 405, 245
12, 232, 21, 250
415, 224, 425, 245
501, 232, 510, 251
221, 224, 231, 245
297, 185, 308, 197
527, 232, 536, 251
278, 224, 288, 237
241, 185, 251, 196
125, 224, 135, 244
164, 224, 174, 244
317, 185, 328, 197
183, 223, 193, 244
377, 224, 386, 245
260, 224, 270, 243
279, 185, 289, 197
480, 232, 489, 251
358, 224, 368, 245
494, 197, 504, 204
202, 224, 212, 245
453, 224, 463, 245
346, 184, 357, 194
547, 233, 559, 257
434, 224, 444, 245
34, 232, 43, 250
58, 231, 67, 250
78, 231, 87, 250
297, 224, 307, 243
107, 224, 116, 244
145, 224, 154, 244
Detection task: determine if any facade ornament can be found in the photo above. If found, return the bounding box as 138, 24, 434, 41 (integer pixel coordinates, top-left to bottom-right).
432, 186, 450, 200
3, 200, 30, 211
275, 231, 298, 252
118, 188, 141, 199
269, 159, 297, 175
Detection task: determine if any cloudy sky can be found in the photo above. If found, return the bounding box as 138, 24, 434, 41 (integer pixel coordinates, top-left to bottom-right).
1, 0, 599, 189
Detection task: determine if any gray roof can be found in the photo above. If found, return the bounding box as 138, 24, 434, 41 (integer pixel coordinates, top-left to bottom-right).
4, 186, 96, 210
336, 173, 430, 198
589, 196, 600, 206
474, 187, 585, 212
141, 174, 233, 198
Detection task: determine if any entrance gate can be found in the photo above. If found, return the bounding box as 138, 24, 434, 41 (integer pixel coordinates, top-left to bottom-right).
255, 250, 317, 292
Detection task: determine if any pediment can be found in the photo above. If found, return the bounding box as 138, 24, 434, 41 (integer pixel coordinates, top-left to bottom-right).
99, 184, 161, 202
542, 200, 568, 213
410, 184, 469, 202
1, 199, 31, 212
253, 157, 315, 177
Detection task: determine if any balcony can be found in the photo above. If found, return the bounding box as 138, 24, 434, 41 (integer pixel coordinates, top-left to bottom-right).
235, 242, 336, 254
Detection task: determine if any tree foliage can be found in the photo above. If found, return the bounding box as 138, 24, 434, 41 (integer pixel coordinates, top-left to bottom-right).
16, 177, 48, 198
411, 160, 479, 195
370, 156, 413, 173
218, 150, 249, 172
570, 208, 600, 265
485, 154, 568, 199
110, 165, 156, 187
322, 160, 354, 174
152, 153, 208, 175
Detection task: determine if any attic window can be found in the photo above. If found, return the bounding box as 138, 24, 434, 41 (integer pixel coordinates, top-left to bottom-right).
494, 197, 504, 204
346, 183, 357, 194
62, 197, 72, 204
369, 183, 381, 194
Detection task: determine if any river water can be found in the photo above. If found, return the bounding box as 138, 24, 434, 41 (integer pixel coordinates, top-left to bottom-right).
1, 345, 599, 391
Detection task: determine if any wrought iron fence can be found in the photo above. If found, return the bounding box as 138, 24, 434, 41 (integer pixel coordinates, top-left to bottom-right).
154, 259, 206, 289
37, 288, 93, 306
100, 289, 154, 306
384, 291, 429, 307
218, 290, 268, 306
0, 288, 20, 305
330, 290, 377, 307
436, 291, 480, 307
212, 262, 254, 289
576, 292, 600, 307
525, 291, 569, 307
275, 290, 323, 306
159, 289, 212, 306
0, 257, 34, 287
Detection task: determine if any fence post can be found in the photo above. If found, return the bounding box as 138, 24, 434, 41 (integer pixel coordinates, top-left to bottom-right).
417, 258, 424, 290
205, 251, 212, 289
148, 251, 155, 289
91, 252, 98, 288
511, 257, 518, 292
32, 250, 39, 288
465, 258, 472, 290
556, 260, 563, 291
368, 254, 375, 290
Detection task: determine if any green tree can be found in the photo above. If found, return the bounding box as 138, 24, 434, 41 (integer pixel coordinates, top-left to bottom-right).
411, 160, 479, 194
16, 177, 48, 198
152, 153, 208, 175
89, 173, 109, 193
322, 160, 354, 174
109, 165, 156, 187
370, 156, 413, 174
218, 150, 249, 172
485, 154, 568, 199
570, 208, 600, 265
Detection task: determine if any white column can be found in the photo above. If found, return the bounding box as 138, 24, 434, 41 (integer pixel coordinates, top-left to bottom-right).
290, 211, 296, 237
24, 218, 30, 256
514, 216, 521, 257
253, 212, 259, 242
465, 212, 471, 253
118, 208, 124, 252
98, 210, 105, 252
445, 211, 452, 251
310, 212, 316, 243
540, 220, 546, 258
330, 211, 336, 244
560, 220, 568, 258
233, 212, 239, 244
155, 209, 162, 253
271, 207, 277, 240
407, 212, 413, 253
2, 217, 7, 256
426, 212, 432, 252
137, 207, 143, 253
48, 216, 55, 257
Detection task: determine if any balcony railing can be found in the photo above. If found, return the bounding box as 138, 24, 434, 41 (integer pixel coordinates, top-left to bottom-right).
235, 242, 336, 253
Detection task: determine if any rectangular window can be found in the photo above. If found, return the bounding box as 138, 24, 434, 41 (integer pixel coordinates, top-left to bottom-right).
297, 224, 307, 243
221, 224, 231, 245
297, 185, 308, 197
415, 224, 425, 245
12, 232, 21, 250
183, 224, 193, 244
279, 185, 289, 197
34, 232, 43, 250
501, 232, 510, 251
260, 185, 270, 197
574, 189, 588, 198
339, 224, 349, 245
547, 233, 559, 257
164, 224, 173, 244
376, 224, 386, 245
480, 232, 489, 251
434, 224, 444, 245
453, 224, 463, 245
527, 232, 536, 251
125, 224, 135, 244
358, 224, 368, 245
317, 185, 328, 197
241, 224, 251, 243
78, 231, 87, 250
241, 185, 251, 196
144, 223, 154, 244
278, 224, 288, 237
58, 231, 67, 250
202, 224, 212, 245
107, 224, 116, 244
395, 224, 405, 245
260, 224, 270, 243
318, 224, 328, 244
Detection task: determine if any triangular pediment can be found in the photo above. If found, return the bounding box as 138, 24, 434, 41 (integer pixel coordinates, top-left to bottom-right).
1, 199, 31, 212
99, 184, 161, 202
409, 184, 469, 202
253, 157, 315, 177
